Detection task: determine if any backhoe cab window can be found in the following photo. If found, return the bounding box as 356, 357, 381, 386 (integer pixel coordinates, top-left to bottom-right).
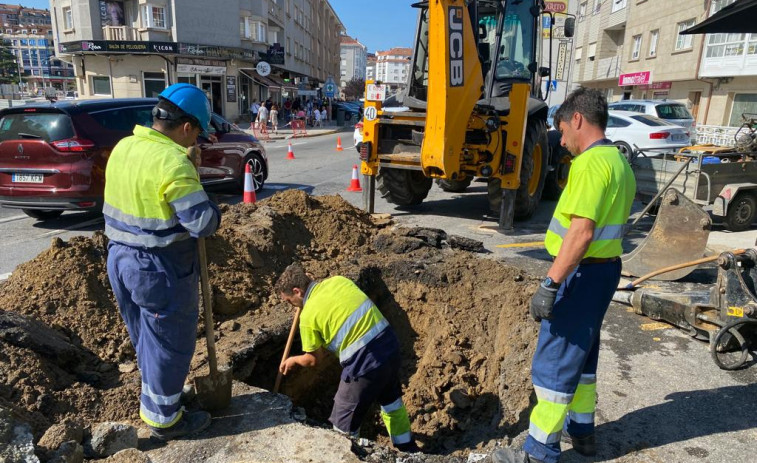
495, 1, 534, 81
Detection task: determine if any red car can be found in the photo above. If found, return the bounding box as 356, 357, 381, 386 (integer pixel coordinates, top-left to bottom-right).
0, 98, 268, 220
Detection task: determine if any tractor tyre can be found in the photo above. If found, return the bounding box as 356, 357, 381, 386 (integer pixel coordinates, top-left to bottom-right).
436, 177, 473, 193
377, 168, 432, 207
488, 119, 550, 219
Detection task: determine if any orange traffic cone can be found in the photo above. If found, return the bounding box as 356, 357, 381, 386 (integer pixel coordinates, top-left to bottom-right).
347, 164, 362, 192
287, 142, 296, 160
243, 162, 257, 204
336, 136, 344, 151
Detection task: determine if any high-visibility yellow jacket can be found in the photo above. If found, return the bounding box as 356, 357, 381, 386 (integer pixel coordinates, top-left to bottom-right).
103, 125, 219, 247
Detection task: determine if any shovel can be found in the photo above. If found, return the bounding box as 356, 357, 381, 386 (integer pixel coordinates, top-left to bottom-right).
274, 306, 301, 393
193, 237, 232, 411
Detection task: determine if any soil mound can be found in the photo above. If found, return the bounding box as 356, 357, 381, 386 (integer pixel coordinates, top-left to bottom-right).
0, 189, 539, 457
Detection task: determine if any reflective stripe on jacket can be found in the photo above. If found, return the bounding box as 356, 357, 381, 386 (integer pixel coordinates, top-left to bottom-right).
104, 125, 219, 247
544, 144, 635, 258
300, 276, 388, 364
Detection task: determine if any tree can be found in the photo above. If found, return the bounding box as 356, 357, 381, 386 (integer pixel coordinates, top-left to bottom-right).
0, 45, 19, 84
343, 77, 365, 100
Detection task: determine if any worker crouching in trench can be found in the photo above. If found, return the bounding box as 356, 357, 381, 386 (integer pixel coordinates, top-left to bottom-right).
275, 262, 420, 453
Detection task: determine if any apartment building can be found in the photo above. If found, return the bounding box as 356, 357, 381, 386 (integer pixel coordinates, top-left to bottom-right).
365, 52, 376, 81
0, 4, 75, 94
375, 47, 411, 91
339, 34, 366, 93
572, 0, 756, 127
50, 0, 343, 120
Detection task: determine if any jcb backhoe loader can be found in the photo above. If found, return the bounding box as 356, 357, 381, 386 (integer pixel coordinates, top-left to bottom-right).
359, 0, 574, 230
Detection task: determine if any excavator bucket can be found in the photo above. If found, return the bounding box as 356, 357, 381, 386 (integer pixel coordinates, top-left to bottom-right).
622, 188, 712, 281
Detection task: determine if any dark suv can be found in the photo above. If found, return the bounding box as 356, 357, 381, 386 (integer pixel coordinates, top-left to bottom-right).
0, 98, 268, 220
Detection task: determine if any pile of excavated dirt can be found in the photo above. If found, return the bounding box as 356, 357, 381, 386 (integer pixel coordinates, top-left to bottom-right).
0, 190, 540, 458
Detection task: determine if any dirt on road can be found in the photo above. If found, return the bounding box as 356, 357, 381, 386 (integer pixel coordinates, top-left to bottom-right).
0, 190, 540, 458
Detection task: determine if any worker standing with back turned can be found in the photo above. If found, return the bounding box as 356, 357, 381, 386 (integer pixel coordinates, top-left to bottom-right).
275, 263, 418, 453
104, 83, 221, 441
494, 87, 636, 463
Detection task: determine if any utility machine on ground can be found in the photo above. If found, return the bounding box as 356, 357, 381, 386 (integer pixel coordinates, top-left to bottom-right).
359, 0, 574, 230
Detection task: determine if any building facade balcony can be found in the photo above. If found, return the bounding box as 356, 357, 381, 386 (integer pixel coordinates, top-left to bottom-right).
102, 25, 138, 41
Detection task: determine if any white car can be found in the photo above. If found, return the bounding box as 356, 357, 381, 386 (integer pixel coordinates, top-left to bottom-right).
607, 110, 691, 159
353, 119, 363, 152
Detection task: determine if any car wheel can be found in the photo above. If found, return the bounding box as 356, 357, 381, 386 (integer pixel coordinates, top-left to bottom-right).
724, 192, 756, 232
614, 141, 634, 160
22, 209, 63, 220
237, 152, 267, 193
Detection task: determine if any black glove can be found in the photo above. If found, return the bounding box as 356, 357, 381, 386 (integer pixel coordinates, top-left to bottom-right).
530, 282, 558, 322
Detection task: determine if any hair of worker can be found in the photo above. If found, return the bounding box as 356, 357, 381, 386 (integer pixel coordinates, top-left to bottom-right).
275, 262, 313, 296
554, 87, 609, 132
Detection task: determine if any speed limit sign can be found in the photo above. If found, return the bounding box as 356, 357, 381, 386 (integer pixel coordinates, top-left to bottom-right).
363, 106, 378, 121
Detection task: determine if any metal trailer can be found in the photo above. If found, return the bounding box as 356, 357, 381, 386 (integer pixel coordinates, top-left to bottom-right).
631, 149, 757, 232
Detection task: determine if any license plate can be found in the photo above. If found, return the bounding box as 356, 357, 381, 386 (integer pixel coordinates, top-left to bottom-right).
12, 173, 44, 183
672, 133, 687, 142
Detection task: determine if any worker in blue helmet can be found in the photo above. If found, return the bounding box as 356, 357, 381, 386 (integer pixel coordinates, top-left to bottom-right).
104, 83, 221, 441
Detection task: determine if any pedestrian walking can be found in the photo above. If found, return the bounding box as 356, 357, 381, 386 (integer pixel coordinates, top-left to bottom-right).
276, 263, 418, 453
269, 104, 279, 134
313, 107, 322, 127
257, 104, 269, 132
320, 106, 328, 124
250, 99, 260, 126
103, 83, 221, 441
493, 87, 636, 463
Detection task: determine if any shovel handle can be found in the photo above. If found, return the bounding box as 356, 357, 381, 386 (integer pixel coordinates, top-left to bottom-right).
198, 237, 219, 376
626, 248, 747, 289
274, 306, 301, 393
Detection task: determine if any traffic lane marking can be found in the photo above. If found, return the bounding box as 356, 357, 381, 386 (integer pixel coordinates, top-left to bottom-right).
0, 214, 28, 224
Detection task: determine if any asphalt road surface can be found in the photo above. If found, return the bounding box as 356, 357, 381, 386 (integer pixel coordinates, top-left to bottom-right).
2, 131, 756, 462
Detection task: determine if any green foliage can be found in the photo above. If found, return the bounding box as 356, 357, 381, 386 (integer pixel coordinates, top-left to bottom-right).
0, 45, 20, 84
343, 77, 365, 100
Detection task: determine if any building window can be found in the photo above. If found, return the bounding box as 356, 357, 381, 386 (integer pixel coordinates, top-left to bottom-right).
730, 94, 757, 126
241, 18, 266, 42
612, 0, 627, 13
593, 0, 601, 14
706, 32, 746, 58
675, 19, 695, 50
141, 4, 167, 29
649, 30, 658, 57
63, 6, 74, 30
92, 76, 111, 96
143, 71, 166, 98
711, 0, 737, 14
579, 2, 586, 20
631, 35, 642, 60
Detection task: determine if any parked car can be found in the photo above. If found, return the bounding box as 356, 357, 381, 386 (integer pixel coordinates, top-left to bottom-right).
0, 98, 268, 220
608, 99, 696, 142
606, 110, 691, 159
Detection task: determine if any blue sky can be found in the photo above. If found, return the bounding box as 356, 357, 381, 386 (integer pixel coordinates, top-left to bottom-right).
19, 0, 417, 53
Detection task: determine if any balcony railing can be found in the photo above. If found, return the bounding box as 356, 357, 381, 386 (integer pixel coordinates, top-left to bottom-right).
102, 26, 138, 41
597, 55, 621, 80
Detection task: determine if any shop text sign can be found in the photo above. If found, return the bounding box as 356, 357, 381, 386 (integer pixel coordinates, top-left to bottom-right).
619, 71, 652, 86
544, 1, 568, 13
60, 40, 177, 54
640, 81, 672, 90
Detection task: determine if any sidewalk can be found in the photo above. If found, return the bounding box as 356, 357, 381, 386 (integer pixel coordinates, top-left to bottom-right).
241, 121, 352, 142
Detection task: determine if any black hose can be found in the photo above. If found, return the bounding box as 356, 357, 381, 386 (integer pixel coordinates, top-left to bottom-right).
710, 318, 757, 370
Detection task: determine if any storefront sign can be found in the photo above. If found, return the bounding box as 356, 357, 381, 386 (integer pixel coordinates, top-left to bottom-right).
640, 81, 672, 90
265, 43, 285, 65
555, 41, 568, 81
226, 76, 237, 103
178, 43, 257, 61
177, 64, 226, 75
544, 1, 568, 13
60, 40, 178, 54
256, 61, 271, 77
99, 1, 125, 27
619, 71, 652, 86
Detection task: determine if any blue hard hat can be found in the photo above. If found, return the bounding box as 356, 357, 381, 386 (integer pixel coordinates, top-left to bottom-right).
158, 83, 211, 131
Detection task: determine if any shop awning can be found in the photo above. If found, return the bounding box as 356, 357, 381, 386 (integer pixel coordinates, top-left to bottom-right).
265, 74, 298, 91
239, 68, 282, 91
682, 0, 757, 34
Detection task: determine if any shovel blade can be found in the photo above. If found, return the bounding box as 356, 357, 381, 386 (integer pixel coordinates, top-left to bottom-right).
193, 368, 233, 411
622, 188, 711, 280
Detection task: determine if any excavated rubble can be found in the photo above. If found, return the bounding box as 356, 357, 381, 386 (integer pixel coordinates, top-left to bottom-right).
0, 190, 540, 459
